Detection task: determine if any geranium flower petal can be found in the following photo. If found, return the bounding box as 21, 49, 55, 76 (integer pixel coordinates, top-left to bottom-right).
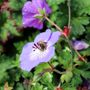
33, 0, 45, 8
22, 1, 38, 14
20, 42, 40, 71
48, 31, 62, 46
22, 18, 34, 27
40, 46, 55, 62
34, 29, 52, 43
31, 19, 43, 29
44, 2, 52, 14
20, 42, 34, 62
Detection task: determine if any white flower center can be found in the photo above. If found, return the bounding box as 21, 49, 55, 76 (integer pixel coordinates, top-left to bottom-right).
30, 48, 49, 61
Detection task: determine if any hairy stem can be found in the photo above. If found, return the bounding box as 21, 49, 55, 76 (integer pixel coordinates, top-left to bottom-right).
67, 0, 71, 28
67, 0, 74, 66
45, 16, 62, 32
74, 48, 87, 63
67, 0, 86, 63
48, 62, 65, 74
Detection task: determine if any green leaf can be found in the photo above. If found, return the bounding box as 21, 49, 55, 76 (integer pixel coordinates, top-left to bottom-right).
74, 68, 90, 79
40, 72, 54, 90
31, 83, 43, 90
71, 17, 89, 36
81, 71, 90, 79
74, 0, 90, 15
4, 20, 20, 36
64, 87, 76, 90
58, 49, 72, 69
61, 71, 73, 83
80, 7, 90, 15
71, 75, 82, 87
9, 0, 26, 10
15, 83, 24, 90
0, 55, 14, 81
0, 29, 8, 41
47, 0, 65, 6
80, 48, 90, 56
34, 63, 50, 75
0, 11, 9, 26
41, 72, 53, 83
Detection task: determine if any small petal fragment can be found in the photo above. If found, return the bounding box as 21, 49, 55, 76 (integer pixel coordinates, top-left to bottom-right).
73, 40, 89, 50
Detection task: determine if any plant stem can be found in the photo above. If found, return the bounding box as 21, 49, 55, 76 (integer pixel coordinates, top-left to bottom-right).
67, 0, 74, 66
67, 0, 73, 56
48, 62, 65, 74
67, 0, 71, 28
67, 0, 86, 63
45, 16, 62, 32
54, 69, 65, 74
74, 48, 87, 63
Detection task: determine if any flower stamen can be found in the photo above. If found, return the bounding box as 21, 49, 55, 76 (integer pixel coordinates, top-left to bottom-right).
33, 41, 47, 51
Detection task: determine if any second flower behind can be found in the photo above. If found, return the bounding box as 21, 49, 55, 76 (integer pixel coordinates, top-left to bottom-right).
22, 0, 51, 29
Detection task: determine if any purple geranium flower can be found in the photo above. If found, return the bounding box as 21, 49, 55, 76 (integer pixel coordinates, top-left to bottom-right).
72, 40, 89, 50
20, 29, 61, 71
22, 0, 51, 29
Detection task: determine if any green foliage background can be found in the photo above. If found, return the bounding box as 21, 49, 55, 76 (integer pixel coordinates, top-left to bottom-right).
0, 0, 90, 90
